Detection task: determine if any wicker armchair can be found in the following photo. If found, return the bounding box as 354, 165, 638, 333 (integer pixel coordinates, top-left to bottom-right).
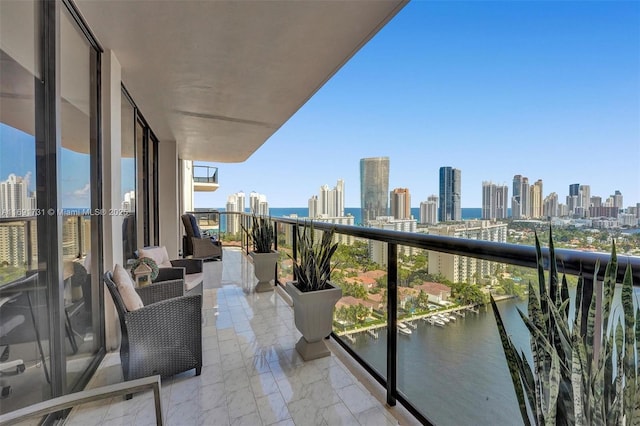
181, 214, 223, 260
104, 272, 202, 381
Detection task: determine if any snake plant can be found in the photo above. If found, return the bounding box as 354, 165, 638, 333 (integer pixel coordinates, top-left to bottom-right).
243, 214, 275, 253
289, 221, 338, 292
491, 230, 639, 425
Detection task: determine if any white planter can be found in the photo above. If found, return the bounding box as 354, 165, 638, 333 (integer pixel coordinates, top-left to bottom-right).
249, 251, 279, 292
285, 281, 342, 360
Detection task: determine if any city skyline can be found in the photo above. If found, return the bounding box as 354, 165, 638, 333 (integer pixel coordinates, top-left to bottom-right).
193, 1, 639, 209
1, 2, 638, 209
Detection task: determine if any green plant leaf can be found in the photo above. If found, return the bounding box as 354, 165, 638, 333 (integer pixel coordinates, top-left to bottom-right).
571, 331, 584, 426
491, 296, 532, 426
545, 351, 560, 426
621, 263, 636, 424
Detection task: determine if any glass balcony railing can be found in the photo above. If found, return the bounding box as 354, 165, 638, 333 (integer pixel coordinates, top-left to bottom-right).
192, 165, 218, 184
226, 211, 640, 425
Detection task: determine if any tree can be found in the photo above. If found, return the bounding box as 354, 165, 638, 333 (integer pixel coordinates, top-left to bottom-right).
417, 289, 430, 309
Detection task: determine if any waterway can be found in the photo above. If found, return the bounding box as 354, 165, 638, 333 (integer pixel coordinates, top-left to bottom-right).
342, 288, 638, 426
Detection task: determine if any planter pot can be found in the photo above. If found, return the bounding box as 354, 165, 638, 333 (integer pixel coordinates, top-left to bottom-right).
249, 251, 279, 292
285, 281, 342, 360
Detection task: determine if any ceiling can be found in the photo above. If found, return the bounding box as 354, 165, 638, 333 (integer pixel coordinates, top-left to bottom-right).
75, 0, 408, 163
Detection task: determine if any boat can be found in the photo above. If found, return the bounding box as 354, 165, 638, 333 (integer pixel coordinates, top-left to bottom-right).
437, 314, 450, 323
398, 322, 412, 335
426, 317, 445, 327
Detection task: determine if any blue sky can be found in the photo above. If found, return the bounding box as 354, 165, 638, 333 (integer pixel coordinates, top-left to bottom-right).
196, 0, 640, 209
1, 1, 638, 210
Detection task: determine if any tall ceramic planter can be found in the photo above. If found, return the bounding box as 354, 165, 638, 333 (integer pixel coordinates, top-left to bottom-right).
285, 281, 342, 360
249, 251, 279, 292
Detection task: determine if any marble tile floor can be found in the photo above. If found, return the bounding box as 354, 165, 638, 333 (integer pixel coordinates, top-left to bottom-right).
62, 248, 419, 426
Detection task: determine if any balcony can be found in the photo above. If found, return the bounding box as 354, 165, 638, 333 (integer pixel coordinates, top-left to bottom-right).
63, 247, 416, 426
6, 214, 639, 425
193, 166, 219, 193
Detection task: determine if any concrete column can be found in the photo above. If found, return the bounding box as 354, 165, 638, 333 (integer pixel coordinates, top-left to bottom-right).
101, 49, 122, 350
158, 141, 180, 258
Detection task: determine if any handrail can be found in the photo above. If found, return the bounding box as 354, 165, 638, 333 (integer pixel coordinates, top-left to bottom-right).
224, 210, 639, 425
0, 375, 163, 426
268, 215, 640, 284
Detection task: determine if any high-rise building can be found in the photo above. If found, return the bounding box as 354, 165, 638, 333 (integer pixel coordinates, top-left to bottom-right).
568, 183, 580, 215
360, 157, 389, 225
390, 188, 411, 220
438, 167, 461, 222
419, 195, 438, 225
308, 195, 318, 218
520, 177, 530, 218
612, 190, 623, 209
569, 184, 580, 198
543, 192, 559, 218
368, 216, 416, 265
530, 179, 543, 219
249, 191, 269, 216
309, 179, 345, 218
225, 191, 246, 234
511, 175, 523, 219
0, 173, 36, 217
579, 185, 591, 211
428, 220, 507, 285
496, 185, 509, 219
482, 182, 509, 220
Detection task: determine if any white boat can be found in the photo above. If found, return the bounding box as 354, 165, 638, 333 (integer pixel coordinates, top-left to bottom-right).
426, 317, 445, 327
437, 314, 450, 323
433, 319, 445, 327
398, 323, 412, 335
448, 315, 457, 321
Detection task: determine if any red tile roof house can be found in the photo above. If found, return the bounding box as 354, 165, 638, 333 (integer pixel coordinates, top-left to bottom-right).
414, 282, 452, 304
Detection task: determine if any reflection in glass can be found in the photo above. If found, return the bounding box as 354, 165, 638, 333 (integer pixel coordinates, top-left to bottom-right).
60, 6, 99, 393
0, 0, 48, 413
121, 91, 136, 263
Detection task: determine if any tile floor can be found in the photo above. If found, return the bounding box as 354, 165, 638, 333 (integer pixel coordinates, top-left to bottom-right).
63, 248, 416, 426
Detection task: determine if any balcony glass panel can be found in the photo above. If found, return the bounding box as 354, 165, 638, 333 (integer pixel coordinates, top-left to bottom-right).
60, 5, 101, 392
332, 237, 387, 382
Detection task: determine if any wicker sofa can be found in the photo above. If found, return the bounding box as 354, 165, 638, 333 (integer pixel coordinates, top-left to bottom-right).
104, 271, 202, 382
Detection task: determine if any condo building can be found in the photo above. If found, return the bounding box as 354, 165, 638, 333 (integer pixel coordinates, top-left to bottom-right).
390, 187, 411, 220
419, 195, 438, 225
427, 220, 507, 285
0, 173, 36, 217
530, 179, 543, 219
367, 216, 417, 266
360, 157, 390, 225
482, 181, 508, 220
438, 166, 461, 222
226, 191, 246, 234
249, 191, 269, 216
310, 179, 345, 218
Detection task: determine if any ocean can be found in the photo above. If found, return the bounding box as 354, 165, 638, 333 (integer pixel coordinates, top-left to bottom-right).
214, 207, 483, 232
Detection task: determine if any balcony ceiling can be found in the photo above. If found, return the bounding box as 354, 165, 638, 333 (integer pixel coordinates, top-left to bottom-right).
75, 0, 407, 162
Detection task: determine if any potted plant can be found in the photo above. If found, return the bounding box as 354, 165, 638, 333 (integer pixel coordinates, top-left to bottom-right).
491, 229, 638, 425
286, 222, 342, 360
243, 214, 278, 292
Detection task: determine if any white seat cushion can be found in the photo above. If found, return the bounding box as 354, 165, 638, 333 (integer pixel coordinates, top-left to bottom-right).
113, 264, 144, 311
184, 272, 203, 292
138, 246, 172, 268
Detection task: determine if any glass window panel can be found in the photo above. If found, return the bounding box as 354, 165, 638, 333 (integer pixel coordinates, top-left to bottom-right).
0, 0, 48, 413
60, 5, 99, 392
121, 93, 136, 262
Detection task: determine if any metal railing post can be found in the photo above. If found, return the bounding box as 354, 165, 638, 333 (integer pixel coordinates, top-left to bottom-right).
386, 242, 398, 406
